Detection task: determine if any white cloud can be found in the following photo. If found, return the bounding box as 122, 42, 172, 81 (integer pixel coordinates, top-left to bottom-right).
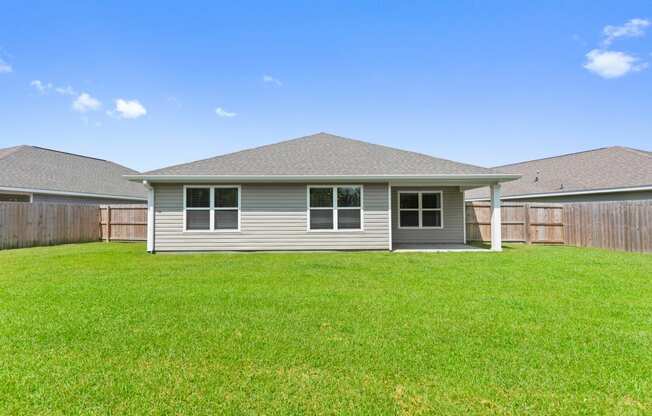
113, 98, 147, 119
215, 107, 237, 118
30, 80, 52, 93
72, 93, 102, 112
602, 18, 650, 46
583, 49, 648, 78
31, 80, 78, 96
55, 85, 76, 96
262, 74, 282, 86
0, 59, 11, 73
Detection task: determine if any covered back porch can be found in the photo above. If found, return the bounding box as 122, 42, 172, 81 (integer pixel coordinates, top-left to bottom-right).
388, 181, 503, 252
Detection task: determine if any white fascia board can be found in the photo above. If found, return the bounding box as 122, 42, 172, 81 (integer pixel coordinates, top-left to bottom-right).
0, 186, 146, 201
466, 184, 652, 201
125, 173, 521, 184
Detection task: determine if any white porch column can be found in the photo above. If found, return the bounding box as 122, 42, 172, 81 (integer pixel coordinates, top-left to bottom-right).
144, 181, 155, 253
490, 183, 502, 252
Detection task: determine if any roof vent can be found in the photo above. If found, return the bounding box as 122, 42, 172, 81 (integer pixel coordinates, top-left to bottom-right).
534, 170, 540, 182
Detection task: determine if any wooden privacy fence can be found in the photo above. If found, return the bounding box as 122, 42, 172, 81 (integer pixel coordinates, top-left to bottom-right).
0, 202, 147, 250
564, 201, 652, 253
0, 202, 100, 250
100, 205, 147, 241
2, 201, 650, 252
467, 200, 652, 253
466, 202, 565, 244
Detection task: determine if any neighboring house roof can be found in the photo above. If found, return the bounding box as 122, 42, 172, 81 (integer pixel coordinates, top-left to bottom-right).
466, 146, 652, 200
132, 133, 517, 182
0, 145, 25, 160
0, 145, 147, 200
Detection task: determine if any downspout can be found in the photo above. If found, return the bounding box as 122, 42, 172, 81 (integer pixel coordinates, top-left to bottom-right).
143, 180, 155, 253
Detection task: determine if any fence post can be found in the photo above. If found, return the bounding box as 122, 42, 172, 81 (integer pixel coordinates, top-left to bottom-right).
106, 206, 111, 242
524, 203, 531, 244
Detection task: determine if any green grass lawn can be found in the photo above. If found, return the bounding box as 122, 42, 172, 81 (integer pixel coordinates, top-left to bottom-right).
1, 243, 651, 415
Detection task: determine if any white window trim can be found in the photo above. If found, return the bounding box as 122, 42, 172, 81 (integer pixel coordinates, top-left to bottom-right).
306, 185, 364, 232
397, 190, 444, 229
183, 185, 241, 232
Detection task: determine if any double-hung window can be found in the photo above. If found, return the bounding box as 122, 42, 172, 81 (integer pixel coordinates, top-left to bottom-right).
185, 187, 211, 230
308, 186, 362, 231
398, 191, 443, 228
184, 186, 240, 231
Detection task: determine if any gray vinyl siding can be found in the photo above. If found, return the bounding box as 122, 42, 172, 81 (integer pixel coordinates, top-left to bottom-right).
32, 193, 145, 205
392, 186, 465, 244
154, 183, 390, 251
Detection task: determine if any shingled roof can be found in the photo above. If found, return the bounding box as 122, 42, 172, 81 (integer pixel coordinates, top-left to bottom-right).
0, 145, 146, 199
139, 133, 505, 177
466, 146, 652, 200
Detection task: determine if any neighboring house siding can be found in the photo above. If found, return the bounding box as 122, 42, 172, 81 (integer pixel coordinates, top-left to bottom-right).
392, 186, 465, 244
32, 193, 145, 205
502, 190, 652, 203
154, 183, 390, 251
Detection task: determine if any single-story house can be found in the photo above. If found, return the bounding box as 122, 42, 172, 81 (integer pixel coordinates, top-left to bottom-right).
0, 145, 147, 204
126, 133, 519, 252
466, 146, 652, 203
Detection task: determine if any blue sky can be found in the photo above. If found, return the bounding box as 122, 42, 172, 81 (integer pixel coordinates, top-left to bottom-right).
0, 1, 650, 172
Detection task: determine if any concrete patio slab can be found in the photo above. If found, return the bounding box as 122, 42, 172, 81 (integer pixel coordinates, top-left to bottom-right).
392, 243, 491, 252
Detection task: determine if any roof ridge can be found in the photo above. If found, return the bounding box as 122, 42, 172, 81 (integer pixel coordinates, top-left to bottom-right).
142, 132, 496, 175
30, 145, 109, 162
317, 132, 496, 172
30, 146, 139, 173
493, 146, 615, 168
0, 145, 29, 161
1, 145, 139, 174
615, 146, 652, 159
141, 133, 329, 174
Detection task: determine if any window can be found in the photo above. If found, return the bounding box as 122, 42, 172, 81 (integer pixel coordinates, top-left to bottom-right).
185, 187, 211, 230
0, 193, 31, 202
308, 185, 362, 231
184, 186, 240, 231
214, 188, 239, 230
398, 191, 442, 228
